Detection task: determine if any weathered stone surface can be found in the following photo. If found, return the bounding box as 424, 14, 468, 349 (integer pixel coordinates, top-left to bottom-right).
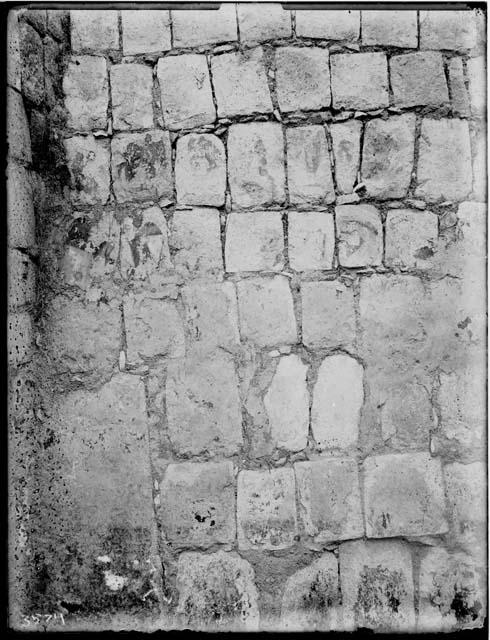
418, 548, 486, 632
264, 354, 309, 452
182, 281, 240, 352
64, 56, 108, 131
336, 204, 383, 267
415, 118, 472, 202
47, 9, 68, 40
7, 162, 35, 248
65, 135, 110, 205
225, 211, 284, 272
295, 10, 359, 40
123, 297, 185, 362
19, 21, 44, 106
276, 47, 331, 113
157, 54, 215, 130
170, 208, 223, 278
172, 5, 237, 48
286, 126, 335, 206
238, 3, 292, 42
380, 382, 432, 449
331, 53, 389, 111
159, 461, 235, 547
295, 458, 363, 544
166, 350, 242, 456
121, 10, 171, 55
228, 122, 285, 208
330, 119, 361, 194
61, 246, 92, 290
301, 280, 356, 350
339, 540, 415, 632
419, 10, 480, 51
236, 276, 297, 347
110, 64, 154, 131
111, 130, 173, 203
8, 311, 33, 368
363, 452, 447, 538
361, 114, 416, 199
467, 56, 486, 115
281, 554, 340, 631
362, 10, 417, 47
288, 211, 335, 271
212, 48, 272, 118
237, 467, 297, 550
70, 10, 119, 52
7, 11, 21, 91
448, 57, 470, 116
390, 52, 448, 108
470, 122, 486, 201
175, 134, 226, 207
385, 209, 438, 270
7, 87, 32, 164
311, 354, 363, 451
8, 249, 36, 309
176, 551, 259, 631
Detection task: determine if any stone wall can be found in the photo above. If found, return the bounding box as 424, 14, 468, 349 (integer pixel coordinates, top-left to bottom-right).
8, 5, 487, 632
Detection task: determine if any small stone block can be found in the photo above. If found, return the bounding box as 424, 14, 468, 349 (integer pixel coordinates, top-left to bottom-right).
171, 5, 237, 48
170, 208, 223, 278
390, 52, 449, 108
110, 63, 154, 131
275, 47, 331, 113
238, 3, 292, 42
330, 119, 362, 194
385, 209, 439, 270
295, 10, 360, 41
225, 211, 284, 272
70, 10, 119, 52
63, 55, 108, 131
336, 204, 383, 267
65, 135, 111, 205
175, 133, 226, 206
331, 53, 389, 111
121, 10, 171, 55
362, 10, 418, 47
288, 211, 335, 271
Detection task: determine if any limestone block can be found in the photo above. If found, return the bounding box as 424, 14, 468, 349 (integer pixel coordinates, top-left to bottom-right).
64, 56, 108, 131
225, 211, 284, 272
331, 53, 389, 111
390, 52, 449, 108
121, 10, 171, 55
175, 133, 226, 207
288, 211, 335, 271
335, 204, 383, 267
110, 63, 154, 131
276, 47, 331, 113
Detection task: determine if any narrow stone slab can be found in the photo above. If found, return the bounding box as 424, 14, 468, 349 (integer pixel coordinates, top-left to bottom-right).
330, 119, 361, 194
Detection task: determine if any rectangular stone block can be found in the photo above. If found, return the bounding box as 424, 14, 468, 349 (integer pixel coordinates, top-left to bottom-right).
175, 133, 226, 207
110, 63, 154, 131
301, 280, 356, 350
276, 47, 331, 113
237, 467, 297, 550
336, 204, 383, 267
228, 122, 285, 208
159, 461, 236, 547
65, 135, 110, 205
286, 126, 335, 206
19, 21, 44, 106
329, 119, 361, 194
288, 211, 335, 271
170, 208, 223, 278
467, 56, 486, 115
157, 54, 215, 130
385, 209, 438, 270
8, 310, 34, 367
63, 55, 108, 131
331, 53, 389, 111
70, 10, 119, 53
225, 211, 284, 273
172, 5, 237, 48
419, 10, 480, 51
295, 10, 359, 41
363, 452, 448, 538
7, 87, 31, 165
8, 249, 35, 308
380, 382, 433, 449
295, 457, 363, 544
237, 3, 292, 42
448, 57, 470, 116
212, 48, 272, 118
121, 10, 171, 55
390, 52, 449, 108
7, 11, 21, 91
47, 9, 68, 41
7, 161, 35, 248
362, 10, 417, 47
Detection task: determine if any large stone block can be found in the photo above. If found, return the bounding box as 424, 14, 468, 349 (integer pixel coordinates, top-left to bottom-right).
331, 53, 389, 111
390, 52, 449, 108
65, 135, 110, 205
175, 133, 226, 207
385, 209, 438, 270
225, 211, 284, 273
159, 461, 236, 547
329, 119, 361, 194
362, 10, 417, 47
70, 10, 119, 52
361, 114, 416, 199
121, 10, 171, 55
295, 457, 363, 544
335, 204, 383, 267
237, 467, 297, 550
363, 452, 448, 538
212, 48, 272, 118
419, 10, 480, 51
170, 208, 223, 278
110, 63, 154, 131
171, 5, 237, 48
275, 47, 331, 113
64, 56, 108, 131
238, 3, 292, 43
7, 161, 35, 248
295, 10, 360, 40
228, 122, 285, 208
288, 211, 335, 271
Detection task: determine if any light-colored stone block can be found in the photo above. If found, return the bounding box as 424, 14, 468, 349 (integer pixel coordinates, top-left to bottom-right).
331, 53, 389, 111
448, 57, 470, 116
288, 211, 335, 271
336, 204, 383, 267
238, 3, 292, 42
380, 382, 432, 449
419, 10, 480, 51
172, 5, 237, 48
110, 63, 154, 131
390, 52, 449, 108
175, 133, 226, 206
362, 10, 417, 47
276, 47, 331, 113
63, 55, 108, 131
225, 211, 284, 273
170, 208, 223, 278
295, 10, 360, 41
121, 10, 171, 55
330, 119, 361, 194
70, 10, 119, 52
385, 209, 438, 270
65, 135, 111, 205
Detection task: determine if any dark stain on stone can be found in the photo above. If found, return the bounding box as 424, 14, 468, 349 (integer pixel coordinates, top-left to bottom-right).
414, 245, 435, 260
457, 316, 471, 330
301, 571, 333, 611
355, 566, 406, 627
450, 588, 482, 622
67, 217, 91, 246
119, 134, 166, 182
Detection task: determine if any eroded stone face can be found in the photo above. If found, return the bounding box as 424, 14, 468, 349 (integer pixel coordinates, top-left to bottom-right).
336, 204, 383, 267
70, 10, 119, 52
288, 211, 335, 271
385, 209, 438, 270
419, 10, 480, 50
331, 53, 389, 111
65, 135, 111, 205
295, 9, 360, 40
362, 10, 417, 47
121, 10, 171, 55
170, 208, 223, 278
380, 382, 433, 449
330, 119, 361, 194
238, 3, 292, 43
276, 47, 331, 113
175, 134, 226, 207
225, 211, 284, 272
171, 5, 237, 47
64, 55, 108, 131
110, 64, 154, 131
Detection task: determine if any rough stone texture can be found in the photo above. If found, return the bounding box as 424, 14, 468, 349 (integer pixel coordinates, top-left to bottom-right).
121, 10, 171, 55
467, 56, 486, 116
390, 52, 449, 108
175, 134, 226, 207
110, 64, 154, 131
275, 47, 331, 113
8, 311, 34, 367
225, 211, 284, 272
176, 551, 259, 631
19, 22, 45, 106
295, 10, 360, 40
228, 122, 285, 208
170, 208, 223, 278
419, 10, 480, 51
415, 118, 472, 202
236, 276, 297, 347
311, 354, 364, 451
385, 209, 439, 270
157, 54, 215, 130
330, 120, 361, 194
172, 5, 237, 48
159, 461, 236, 547
448, 57, 470, 116
361, 114, 416, 199
7, 11, 21, 91
7, 162, 35, 248
70, 10, 119, 52
331, 53, 389, 111
7, 87, 32, 164
339, 540, 415, 632
8, 249, 36, 308
288, 211, 335, 271
65, 135, 111, 204
380, 382, 432, 449
363, 452, 448, 538
295, 458, 364, 544
237, 468, 297, 550
264, 354, 309, 452
212, 48, 272, 118
286, 126, 335, 206
362, 10, 417, 47
166, 350, 243, 456
301, 280, 356, 350
238, 3, 292, 43
64, 56, 108, 131
336, 204, 383, 267
111, 130, 173, 203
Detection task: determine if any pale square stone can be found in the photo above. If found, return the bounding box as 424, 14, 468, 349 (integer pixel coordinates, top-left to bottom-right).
172, 5, 237, 48
63, 55, 108, 131
330, 119, 361, 194
70, 10, 119, 52
238, 3, 292, 42
237, 468, 297, 550
211, 48, 273, 118
362, 10, 417, 47
65, 135, 110, 205
171, 208, 223, 278
225, 211, 284, 272
110, 63, 154, 131
276, 47, 331, 113
390, 52, 449, 108
288, 211, 335, 271
336, 204, 383, 267
419, 10, 480, 51
295, 10, 360, 41
175, 133, 226, 207
331, 53, 389, 110
385, 209, 438, 270
121, 10, 171, 55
